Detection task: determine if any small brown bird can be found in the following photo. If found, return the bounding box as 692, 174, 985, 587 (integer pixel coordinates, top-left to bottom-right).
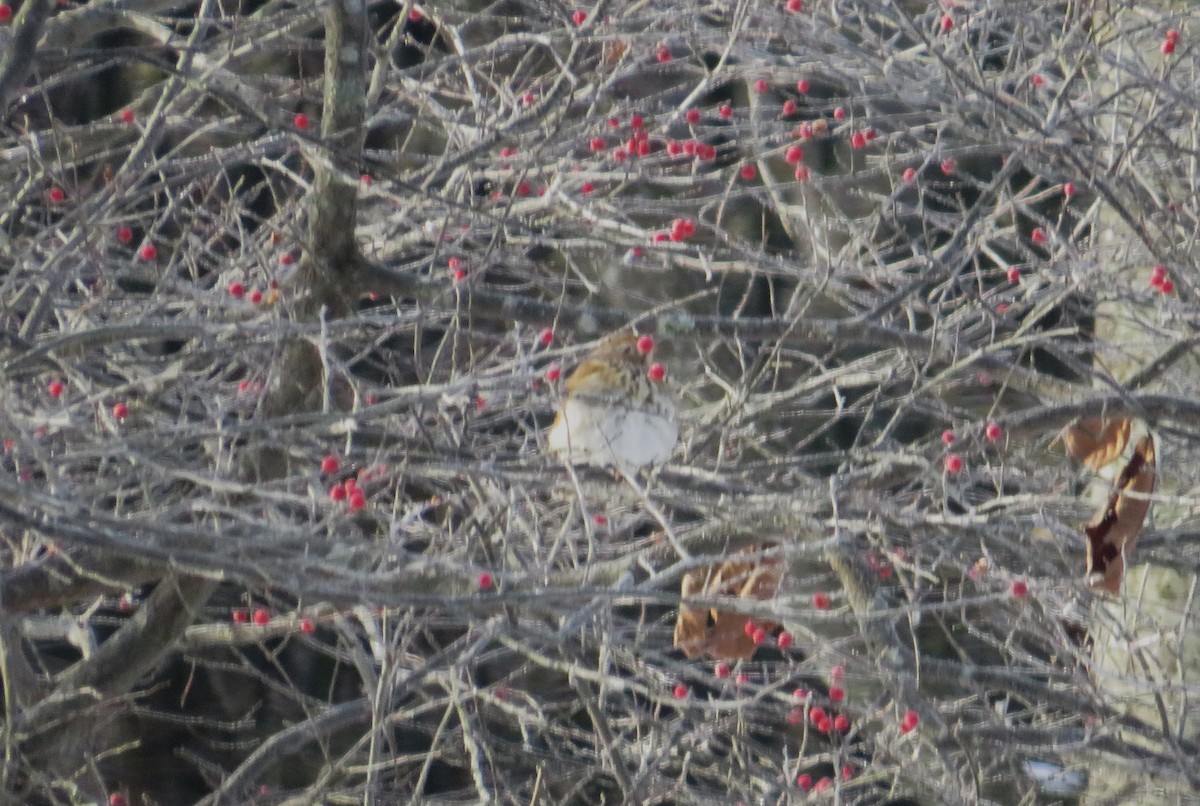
547, 333, 677, 471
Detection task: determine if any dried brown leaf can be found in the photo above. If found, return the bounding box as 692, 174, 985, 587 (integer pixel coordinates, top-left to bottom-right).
673, 547, 780, 661
1064, 418, 1130, 472
1085, 433, 1155, 594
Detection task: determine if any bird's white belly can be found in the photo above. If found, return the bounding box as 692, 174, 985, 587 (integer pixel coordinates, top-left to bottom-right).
548, 399, 677, 470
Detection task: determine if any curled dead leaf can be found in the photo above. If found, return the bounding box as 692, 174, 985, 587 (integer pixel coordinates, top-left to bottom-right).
1084, 432, 1155, 594
673, 547, 780, 661
1064, 418, 1130, 472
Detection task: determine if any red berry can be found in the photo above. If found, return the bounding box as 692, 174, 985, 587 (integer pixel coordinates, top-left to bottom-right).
797, 773, 812, 790
1162, 39, 1176, 55
1160, 279, 1174, 294
1166, 29, 1181, 43
697, 142, 717, 160
48, 187, 65, 203
538, 327, 555, 347
630, 114, 644, 129
796, 78, 810, 94
829, 685, 845, 702
842, 763, 855, 779
139, 243, 157, 261
735, 672, 749, 685
232, 608, 248, 623
850, 131, 867, 150
809, 706, 827, 725
940, 13, 953, 31
636, 334, 655, 354
478, 571, 494, 590
347, 489, 366, 511
228, 281, 245, 298
714, 661, 730, 679
941, 429, 955, 445
751, 627, 766, 645
249, 289, 263, 304
647, 363, 666, 382
293, 113, 310, 130
944, 453, 963, 473
743, 619, 757, 637
685, 108, 701, 124
785, 0, 802, 11
611, 146, 628, 162
815, 777, 833, 793
589, 137, 605, 152
719, 104, 733, 119
252, 608, 270, 625
408, 8, 422, 21
47, 380, 64, 399
279, 252, 294, 266
754, 79, 769, 93
656, 45, 671, 63
777, 630, 793, 649
739, 163, 757, 180
785, 145, 803, 164
592, 513, 607, 526
795, 165, 810, 181
109, 793, 126, 806
901, 709, 919, 730
1150, 264, 1167, 286
793, 687, 808, 699
1007, 267, 1021, 283
320, 455, 340, 475
940, 157, 956, 175
781, 99, 797, 116
786, 707, 804, 725
545, 364, 561, 382
299, 617, 315, 634
1031, 73, 1046, 86
0, 5, 12, 23
580, 181, 594, 195
812, 592, 831, 610
673, 682, 689, 699
985, 422, 1003, 442
112, 402, 129, 420
902, 166, 917, 183
360, 173, 373, 184
116, 225, 134, 243
329, 484, 347, 502
834, 714, 850, 732
343, 477, 357, 491
830, 665, 844, 681
817, 717, 833, 733
571, 9, 586, 25
1031, 227, 1047, 244
1011, 579, 1029, 597
119, 108, 135, 124
1063, 182, 1075, 198
833, 106, 846, 120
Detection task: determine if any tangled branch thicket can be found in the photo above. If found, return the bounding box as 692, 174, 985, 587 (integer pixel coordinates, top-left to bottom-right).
1, 0, 1198, 803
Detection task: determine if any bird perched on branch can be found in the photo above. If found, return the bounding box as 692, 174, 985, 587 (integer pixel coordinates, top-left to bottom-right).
547, 332, 677, 472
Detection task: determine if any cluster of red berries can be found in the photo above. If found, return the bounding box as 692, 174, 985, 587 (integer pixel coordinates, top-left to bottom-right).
326, 461, 367, 512
1150, 264, 1174, 294
1162, 28, 1181, 55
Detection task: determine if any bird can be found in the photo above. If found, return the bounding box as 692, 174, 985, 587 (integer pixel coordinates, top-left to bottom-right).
547, 332, 677, 472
